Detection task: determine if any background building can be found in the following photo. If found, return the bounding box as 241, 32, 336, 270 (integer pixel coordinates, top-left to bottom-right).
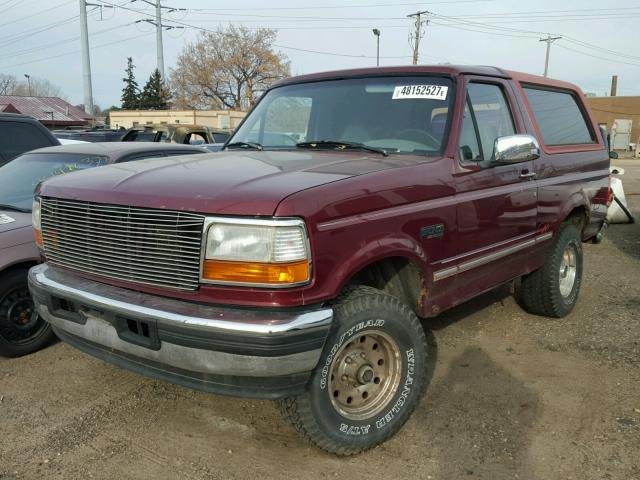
0, 95, 93, 128
585, 96, 640, 149
109, 109, 246, 130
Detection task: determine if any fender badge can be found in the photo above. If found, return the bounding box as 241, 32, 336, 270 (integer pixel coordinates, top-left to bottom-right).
420, 223, 444, 239
0, 214, 16, 224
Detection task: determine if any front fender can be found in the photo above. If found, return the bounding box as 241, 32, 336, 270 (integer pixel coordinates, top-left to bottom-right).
316, 230, 428, 299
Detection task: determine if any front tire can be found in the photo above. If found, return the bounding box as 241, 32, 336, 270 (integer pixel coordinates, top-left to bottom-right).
515, 223, 583, 318
0, 268, 55, 357
278, 286, 432, 455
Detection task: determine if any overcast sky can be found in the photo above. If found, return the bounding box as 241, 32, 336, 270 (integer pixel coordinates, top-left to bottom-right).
1, 0, 639, 108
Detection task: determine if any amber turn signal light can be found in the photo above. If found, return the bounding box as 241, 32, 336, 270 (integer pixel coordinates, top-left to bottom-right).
203, 259, 309, 285
34, 229, 43, 248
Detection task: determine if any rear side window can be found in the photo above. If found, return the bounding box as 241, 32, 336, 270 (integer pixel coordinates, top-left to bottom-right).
522, 86, 595, 146
0, 121, 54, 161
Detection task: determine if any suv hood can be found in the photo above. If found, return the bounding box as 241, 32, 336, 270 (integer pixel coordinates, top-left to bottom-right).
38, 150, 418, 216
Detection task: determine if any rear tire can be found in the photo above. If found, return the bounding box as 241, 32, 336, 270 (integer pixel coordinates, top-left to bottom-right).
0, 268, 55, 357
278, 286, 432, 455
515, 224, 583, 318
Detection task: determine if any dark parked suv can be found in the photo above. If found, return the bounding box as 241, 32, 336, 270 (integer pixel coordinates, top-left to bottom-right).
28, 66, 610, 454
0, 113, 60, 166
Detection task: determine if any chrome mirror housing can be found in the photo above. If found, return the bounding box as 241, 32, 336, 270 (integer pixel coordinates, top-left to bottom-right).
493, 134, 541, 163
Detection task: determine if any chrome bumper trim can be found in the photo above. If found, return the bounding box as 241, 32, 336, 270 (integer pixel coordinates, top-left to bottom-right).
28, 264, 332, 335
28, 264, 332, 378
41, 311, 320, 377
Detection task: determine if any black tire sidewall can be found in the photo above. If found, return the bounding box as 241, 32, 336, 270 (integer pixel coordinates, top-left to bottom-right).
0, 268, 54, 357
305, 293, 428, 447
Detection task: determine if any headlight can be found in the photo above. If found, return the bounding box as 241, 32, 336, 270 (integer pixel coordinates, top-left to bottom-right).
201, 218, 311, 287
32, 197, 43, 247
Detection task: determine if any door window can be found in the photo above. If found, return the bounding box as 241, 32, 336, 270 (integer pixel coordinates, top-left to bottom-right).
460, 83, 516, 162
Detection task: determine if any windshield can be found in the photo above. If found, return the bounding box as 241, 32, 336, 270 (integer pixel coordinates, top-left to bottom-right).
230, 76, 454, 155
0, 152, 109, 210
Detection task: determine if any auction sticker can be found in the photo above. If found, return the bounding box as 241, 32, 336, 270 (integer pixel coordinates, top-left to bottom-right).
0, 214, 16, 224
392, 85, 448, 100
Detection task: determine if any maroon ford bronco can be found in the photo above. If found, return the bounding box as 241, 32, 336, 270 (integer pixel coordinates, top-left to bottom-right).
28, 66, 611, 455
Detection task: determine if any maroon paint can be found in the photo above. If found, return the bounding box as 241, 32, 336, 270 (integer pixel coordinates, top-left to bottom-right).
37, 66, 610, 318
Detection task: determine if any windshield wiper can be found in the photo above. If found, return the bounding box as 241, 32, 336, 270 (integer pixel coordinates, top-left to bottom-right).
0, 203, 30, 213
225, 141, 263, 151
296, 140, 389, 157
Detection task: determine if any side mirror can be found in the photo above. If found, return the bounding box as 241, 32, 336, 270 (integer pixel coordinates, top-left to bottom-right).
493, 134, 541, 164
609, 150, 619, 159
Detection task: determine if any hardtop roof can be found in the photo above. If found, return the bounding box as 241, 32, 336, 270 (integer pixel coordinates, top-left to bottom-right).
271, 65, 583, 94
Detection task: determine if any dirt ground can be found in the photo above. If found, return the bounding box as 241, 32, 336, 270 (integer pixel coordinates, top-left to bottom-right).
1, 161, 639, 480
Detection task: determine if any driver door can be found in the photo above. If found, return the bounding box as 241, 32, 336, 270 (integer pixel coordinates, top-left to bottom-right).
449, 79, 538, 297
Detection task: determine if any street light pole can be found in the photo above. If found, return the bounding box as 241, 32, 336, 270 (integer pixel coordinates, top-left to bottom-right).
23, 74, 31, 96
372, 28, 380, 66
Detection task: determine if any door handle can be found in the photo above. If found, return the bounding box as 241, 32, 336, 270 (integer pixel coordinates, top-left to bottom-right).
519, 171, 537, 180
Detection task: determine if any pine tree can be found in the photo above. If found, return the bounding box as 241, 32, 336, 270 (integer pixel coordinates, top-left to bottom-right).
121, 57, 140, 110
139, 69, 169, 110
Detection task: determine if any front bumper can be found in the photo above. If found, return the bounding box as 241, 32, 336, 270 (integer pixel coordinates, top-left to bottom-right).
28, 264, 333, 398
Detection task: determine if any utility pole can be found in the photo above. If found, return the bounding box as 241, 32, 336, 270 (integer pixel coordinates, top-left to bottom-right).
408, 10, 429, 65
539, 35, 562, 77
133, 0, 184, 79
79, 0, 94, 115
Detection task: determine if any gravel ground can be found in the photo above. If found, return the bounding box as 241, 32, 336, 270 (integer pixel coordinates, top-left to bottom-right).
1, 160, 638, 480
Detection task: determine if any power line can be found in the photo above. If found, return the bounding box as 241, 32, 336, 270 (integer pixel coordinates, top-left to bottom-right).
183, 0, 495, 11
0, 14, 79, 48
429, 12, 640, 65
0, 0, 25, 15
563, 36, 640, 62
97, 0, 412, 59
0, 22, 133, 60
446, 6, 640, 18
0, 0, 75, 29
429, 19, 539, 38
555, 44, 640, 68
0, 31, 155, 69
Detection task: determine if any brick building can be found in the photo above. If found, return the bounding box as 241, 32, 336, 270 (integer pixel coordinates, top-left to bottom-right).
585, 96, 640, 147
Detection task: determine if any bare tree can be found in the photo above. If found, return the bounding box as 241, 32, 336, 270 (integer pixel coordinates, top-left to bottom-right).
0, 74, 19, 95
0, 74, 65, 98
169, 26, 290, 111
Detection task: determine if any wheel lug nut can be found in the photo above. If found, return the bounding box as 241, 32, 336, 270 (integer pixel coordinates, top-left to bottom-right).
345, 357, 352, 364
341, 375, 348, 381
360, 352, 366, 359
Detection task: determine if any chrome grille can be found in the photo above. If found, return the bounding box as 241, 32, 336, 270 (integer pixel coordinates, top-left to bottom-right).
40, 197, 205, 290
